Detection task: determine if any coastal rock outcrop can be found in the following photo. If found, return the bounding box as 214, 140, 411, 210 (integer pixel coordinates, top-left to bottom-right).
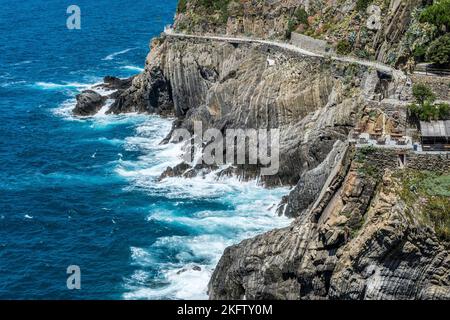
208, 149, 450, 300
107, 40, 174, 115
112, 36, 388, 186
72, 90, 107, 116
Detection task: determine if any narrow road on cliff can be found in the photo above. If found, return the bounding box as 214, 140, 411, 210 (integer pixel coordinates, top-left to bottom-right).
163, 27, 399, 77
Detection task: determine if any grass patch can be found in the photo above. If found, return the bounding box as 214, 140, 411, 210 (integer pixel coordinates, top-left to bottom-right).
395, 170, 450, 242
336, 39, 352, 55
358, 164, 379, 179
355, 146, 376, 163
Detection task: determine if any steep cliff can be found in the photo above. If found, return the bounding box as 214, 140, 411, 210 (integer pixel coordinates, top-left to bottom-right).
109, 35, 391, 186
174, 0, 430, 68
209, 149, 450, 299
80, 0, 450, 300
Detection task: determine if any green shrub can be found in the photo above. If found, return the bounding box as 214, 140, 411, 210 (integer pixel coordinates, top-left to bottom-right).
419, 0, 450, 33
427, 198, 450, 242
413, 45, 427, 62
356, 0, 373, 12
336, 40, 352, 55
409, 101, 450, 121
397, 170, 450, 242
423, 174, 450, 197
426, 33, 450, 66
436, 103, 450, 120
285, 7, 309, 39
412, 83, 436, 105
355, 146, 376, 163
285, 19, 297, 39
295, 7, 309, 25
177, 0, 188, 13
195, 0, 231, 23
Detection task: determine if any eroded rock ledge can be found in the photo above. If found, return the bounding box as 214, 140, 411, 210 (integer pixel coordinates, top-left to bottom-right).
104, 35, 405, 188
208, 149, 450, 300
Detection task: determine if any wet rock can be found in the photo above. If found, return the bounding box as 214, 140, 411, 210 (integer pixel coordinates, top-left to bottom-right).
177, 265, 203, 275
158, 162, 192, 180
102, 76, 134, 90
208, 151, 450, 300
72, 90, 107, 116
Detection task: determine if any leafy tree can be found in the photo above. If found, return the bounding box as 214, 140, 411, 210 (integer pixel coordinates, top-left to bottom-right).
408, 101, 449, 122
419, 0, 450, 33
413, 45, 427, 62
426, 33, 450, 66
407, 84, 449, 123
436, 102, 450, 120
412, 83, 436, 105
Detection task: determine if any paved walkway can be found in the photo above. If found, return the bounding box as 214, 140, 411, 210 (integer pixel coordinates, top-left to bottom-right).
163, 27, 398, 76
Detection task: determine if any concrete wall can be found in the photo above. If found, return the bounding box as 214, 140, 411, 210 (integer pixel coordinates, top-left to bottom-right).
290, 32, 331, 54
356, 148, 450, 173
407, 152, 450, 172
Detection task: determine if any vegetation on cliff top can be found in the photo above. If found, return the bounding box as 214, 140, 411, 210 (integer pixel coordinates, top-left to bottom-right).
426, 33, 450, 66
396, 169, 450, 243
356, 0, 373, 12
408, 84, 449, 122
285, 7, 309, 39
419, 0, 450, 33
413, 0, 450, 66
176, 0, 234, 28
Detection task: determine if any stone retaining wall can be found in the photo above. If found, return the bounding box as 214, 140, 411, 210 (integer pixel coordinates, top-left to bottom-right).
290, 32, 331, 54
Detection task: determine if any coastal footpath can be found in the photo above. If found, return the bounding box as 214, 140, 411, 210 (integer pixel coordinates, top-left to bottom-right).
73, 0, 450, 299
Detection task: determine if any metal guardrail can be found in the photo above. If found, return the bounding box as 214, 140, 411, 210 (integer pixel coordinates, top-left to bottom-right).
415, 66, 450, 77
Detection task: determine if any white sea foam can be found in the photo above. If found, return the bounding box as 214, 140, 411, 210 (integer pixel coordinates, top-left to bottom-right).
53, 99, 79, 120
121, 65, 144, 72
102, 48, 137, 61
33, 81, 92, 90
52, 81, 117, 121
51, 78, 291, 300
0, 80, 27, 88
124, 266, 211, 300
11, 60, 32, 66
120, 118, 291, 300
124, 235, 231, 300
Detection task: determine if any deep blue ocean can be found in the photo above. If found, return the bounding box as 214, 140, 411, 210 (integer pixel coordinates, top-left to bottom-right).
0, 0, 290, 299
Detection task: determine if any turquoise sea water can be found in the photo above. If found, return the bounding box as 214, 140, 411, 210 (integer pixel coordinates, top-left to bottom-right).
0, 0, 290, 299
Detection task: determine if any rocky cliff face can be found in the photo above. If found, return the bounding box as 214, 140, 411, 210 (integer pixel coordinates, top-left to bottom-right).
209, 149, 450, 299
174, 0, 428, 68
79, 0, 450, 300
110, 35, 391, 186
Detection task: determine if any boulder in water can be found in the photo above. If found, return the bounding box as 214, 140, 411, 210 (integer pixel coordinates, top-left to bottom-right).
72, 90, 107, 116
